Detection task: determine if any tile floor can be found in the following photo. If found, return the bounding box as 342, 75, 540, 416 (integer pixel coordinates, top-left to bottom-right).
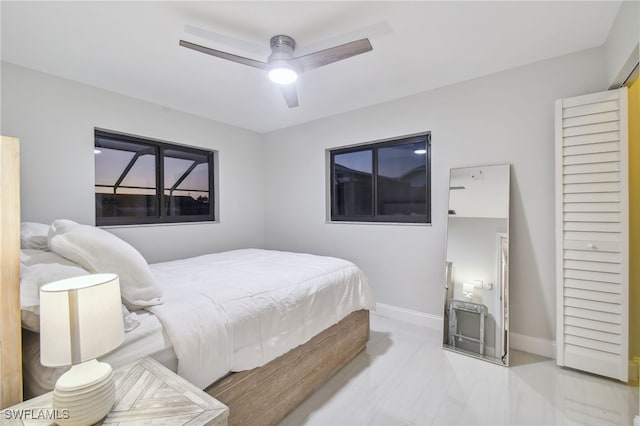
280, 314, 639, 426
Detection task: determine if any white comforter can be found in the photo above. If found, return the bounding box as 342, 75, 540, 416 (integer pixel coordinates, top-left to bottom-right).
148, 249, 374, 389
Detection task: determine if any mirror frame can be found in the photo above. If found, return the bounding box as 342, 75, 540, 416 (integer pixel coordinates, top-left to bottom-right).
442, 162, 510, 366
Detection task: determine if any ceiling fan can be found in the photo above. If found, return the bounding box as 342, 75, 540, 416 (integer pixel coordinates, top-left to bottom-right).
179, 34, 373, 108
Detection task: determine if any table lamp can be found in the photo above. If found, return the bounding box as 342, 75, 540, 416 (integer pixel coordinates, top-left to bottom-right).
40, 273, 124, 426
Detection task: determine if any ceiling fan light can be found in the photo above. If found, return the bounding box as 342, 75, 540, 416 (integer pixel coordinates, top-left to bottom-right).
268, 67, 298, 85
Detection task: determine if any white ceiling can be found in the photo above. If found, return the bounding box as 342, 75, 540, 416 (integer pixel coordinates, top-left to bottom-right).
1, 1, 621, 133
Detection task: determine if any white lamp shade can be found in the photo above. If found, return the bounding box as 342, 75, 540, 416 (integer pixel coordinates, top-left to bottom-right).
40, 273, 124, 367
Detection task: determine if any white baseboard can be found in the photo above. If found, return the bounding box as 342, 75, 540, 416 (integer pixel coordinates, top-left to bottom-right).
373, 303, 556, 359
373, 303, 442, 330
510, 332, 556, 359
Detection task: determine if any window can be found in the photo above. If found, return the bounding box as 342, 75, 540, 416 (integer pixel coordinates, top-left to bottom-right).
95, 129, 215, 226
330, 133, 431, 223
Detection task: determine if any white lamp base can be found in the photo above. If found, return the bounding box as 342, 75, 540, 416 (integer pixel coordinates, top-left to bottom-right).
52, 359, 115, 426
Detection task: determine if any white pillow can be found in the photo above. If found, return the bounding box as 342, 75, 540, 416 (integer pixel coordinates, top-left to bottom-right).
48, 219, 162, 310
20, 250, 90, 332
20, 249, 142, 333
21, 248, 53, 266
20, 222, 50, 250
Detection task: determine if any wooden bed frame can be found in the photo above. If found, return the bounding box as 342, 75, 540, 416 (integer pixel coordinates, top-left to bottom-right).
0, 137, 371, 422
206, 309, 370, 426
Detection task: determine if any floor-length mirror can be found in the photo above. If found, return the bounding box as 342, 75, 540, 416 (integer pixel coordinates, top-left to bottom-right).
442, 163, 510, 365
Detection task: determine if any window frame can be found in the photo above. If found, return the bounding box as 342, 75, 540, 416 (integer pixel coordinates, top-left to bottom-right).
329, 132, 431, 224
95, 129, 216, 226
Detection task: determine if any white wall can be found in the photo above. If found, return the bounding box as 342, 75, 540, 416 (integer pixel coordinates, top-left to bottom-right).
603, 0, 639, 87
262, 47, 608, 343
1, 62, 265, 263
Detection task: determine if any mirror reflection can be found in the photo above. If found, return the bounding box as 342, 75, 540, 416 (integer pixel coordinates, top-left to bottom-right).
443, 163, 510, 365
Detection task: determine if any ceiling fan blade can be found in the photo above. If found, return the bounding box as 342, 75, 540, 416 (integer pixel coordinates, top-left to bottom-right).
291, 38, 372, 72
280, 84, 299, 108
295, 22, 391, 56
184, 25, 268, 57
179, 40, 269, 70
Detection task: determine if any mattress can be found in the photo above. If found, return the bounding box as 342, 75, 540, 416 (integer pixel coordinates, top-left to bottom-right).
148, 248, 374, 388
22, 310, 176, 398
22, 248, 374, 393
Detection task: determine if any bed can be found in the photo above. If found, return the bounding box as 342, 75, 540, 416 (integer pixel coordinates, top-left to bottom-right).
16, 220, 374, 425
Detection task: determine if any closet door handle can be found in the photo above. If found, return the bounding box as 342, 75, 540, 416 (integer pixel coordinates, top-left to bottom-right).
587, 243, 596, 250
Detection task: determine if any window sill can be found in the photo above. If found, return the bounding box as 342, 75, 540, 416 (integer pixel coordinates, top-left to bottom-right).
325, 221, 432, 227
99, 220, 219, 229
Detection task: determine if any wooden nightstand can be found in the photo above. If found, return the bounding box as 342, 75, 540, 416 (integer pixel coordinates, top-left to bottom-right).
3, 357, 228, 425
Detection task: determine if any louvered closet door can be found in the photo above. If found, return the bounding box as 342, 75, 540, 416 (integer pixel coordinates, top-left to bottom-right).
555, 88, 629, 382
